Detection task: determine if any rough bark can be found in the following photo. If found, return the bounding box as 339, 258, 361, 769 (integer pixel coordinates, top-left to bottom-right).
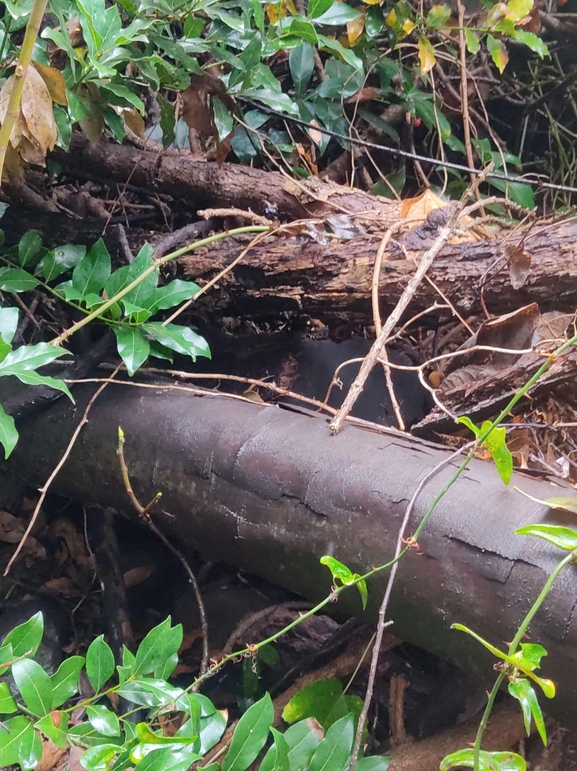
52, 135, 400, 223
6, 383, 577, 725
176, 218, 577, 325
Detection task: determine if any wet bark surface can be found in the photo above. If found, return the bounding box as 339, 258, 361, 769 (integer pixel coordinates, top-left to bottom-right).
6, 384, 577, 725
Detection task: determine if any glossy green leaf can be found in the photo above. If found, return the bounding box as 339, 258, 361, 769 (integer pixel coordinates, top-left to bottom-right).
440, 748, 526, 770
320, 556, 354, 584
283, 679, 343, 728
514, 524, 577, 552
18, 230, 43, 268
0, 404, 18, 459
0, 715, 32, 768
213, 96, 234, 141
12, 658, 54, 716
0, 267, 40, 293
356, 756, 392, 771
0, 681, 17, 714
2, 611, 43, 659
6, 369, 73, 399
308, 0, 334, 19
284, 720, 321, 771
465, 28, 480, 53
40, 244, 86, 282
87, 704, 121, 736
122, 243, 158, 307
79, 742, 121, 771
50, 655, 84, 708
114, 327, 150, 376
314, 4, 361, 24
0, 307, 18, 346
308, 714, 354, 771
270, 727, 290, 771
512, 29, 548, 57
86, 635, 115, 692
222, 693, 274, 771
34, 712, 69, 748
0, 341, 68, 374
507, 0, 532, 22
143, 323, 211, 361
317, 35, 363, 70
488, 175, 535, 209
117, 678, 184, 708
508, 678, 547, 745
198, 706, 227, 753
72, 239, 111, 296
134, 617, 183, 676
290, 44, 315, 96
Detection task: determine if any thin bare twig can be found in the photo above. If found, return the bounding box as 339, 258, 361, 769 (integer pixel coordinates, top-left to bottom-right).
117, 428, 210, 679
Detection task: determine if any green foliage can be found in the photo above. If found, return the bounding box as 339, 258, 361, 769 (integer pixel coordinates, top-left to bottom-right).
458, 417, 513, 485
320, 556, 368, 609
0, 614, 391, 771
0, 229, 210, 456
441, 749, 527, 771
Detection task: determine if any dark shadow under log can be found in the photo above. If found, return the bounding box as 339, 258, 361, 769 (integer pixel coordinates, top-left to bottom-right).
5, 385, 577, 724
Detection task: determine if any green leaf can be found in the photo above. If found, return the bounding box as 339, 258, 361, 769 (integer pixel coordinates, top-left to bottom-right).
426, 4, 451, 29
514, 524, 577, 552
511, 30, 548, 58
12, 658, 54, 716
283, 679, 343, 729
488, 175, 535, 209
222, 693, 274, 771
479, 421, 512, 485
143, 323, 211, 361
0, 681, 17, 714
79, 743, 121, 771
2, 611, 43, 659
72, 239, 111, 296
486, 34, 508, 74
212, 96, 234, 142
0, 406, 18, 459
0, 715, 42, 771
308, 714, 354, 771
0, 307, 19, 346
86, 704, 121, 736
18, 230, 43, 268
507, 0, 533, 23
508, 678, 547, 745
308, 0, 334, 19
134, 618, 183, 676
144, 280, 201, 314
86, 635, 115, 692
270, 728, 290, 771
317, 35, 363, 70
122, 243, 158, 307
117, 678, 184, 708
114, 327, 150, 377
356, 757, 391, 771
440, 748, 526, 770
290, 44, 315, 96
465, 28, 481, 53
314, 4, 361, 24
34, 712, 69, 748
284, 720, 321, 771
40, 244, 86, 282
0, 341, 68, 374
6, 369, 73, 400
0, 267, 40, 293
198, 706, 227, 753
320, 556, 354, 585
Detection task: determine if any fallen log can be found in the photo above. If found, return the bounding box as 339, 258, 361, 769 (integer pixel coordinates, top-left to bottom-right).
177, 218, 577, 326
5, 383, 577, 725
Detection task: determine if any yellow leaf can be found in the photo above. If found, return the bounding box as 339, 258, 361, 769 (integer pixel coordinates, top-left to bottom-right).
266, 3, 280, 23
286, 0, 298, 14
386, 8, 399, 29
418, 37, 436, 74
400, 17, 416, 37
0, 76, 24, 149
400, 189, 447, 220
338, 33, 350, 48
347, 12, 365, 45
362, 0, 381, 6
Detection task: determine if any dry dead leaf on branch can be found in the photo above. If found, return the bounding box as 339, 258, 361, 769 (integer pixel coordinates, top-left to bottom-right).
0, 65, 57, 171
122, 106, 145, 137
505, 242, 532, 289
33, 61, 68, 106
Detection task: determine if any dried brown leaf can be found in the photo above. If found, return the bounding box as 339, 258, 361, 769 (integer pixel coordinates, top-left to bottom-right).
505, 242, 532, 289
33, 61, 68, 106
20, 65, 57, 154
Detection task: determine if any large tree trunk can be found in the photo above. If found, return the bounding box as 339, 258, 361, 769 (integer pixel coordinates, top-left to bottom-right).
6, 384, 577, 725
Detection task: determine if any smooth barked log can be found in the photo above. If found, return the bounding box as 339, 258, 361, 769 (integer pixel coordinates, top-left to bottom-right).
6, 384, 577, 724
